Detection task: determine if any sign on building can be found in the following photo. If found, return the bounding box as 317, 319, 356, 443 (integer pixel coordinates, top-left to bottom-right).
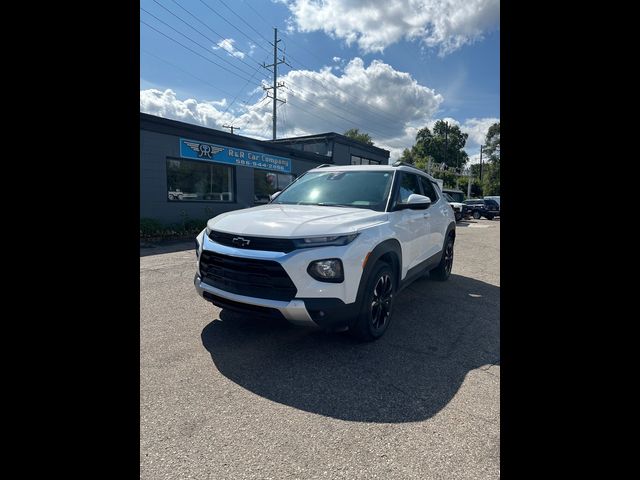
179, 138, 292, 173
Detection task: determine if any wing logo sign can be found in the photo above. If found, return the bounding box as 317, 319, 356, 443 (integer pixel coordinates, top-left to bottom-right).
179, 138, 292, 173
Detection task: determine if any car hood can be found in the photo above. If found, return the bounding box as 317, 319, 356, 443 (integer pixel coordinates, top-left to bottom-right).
449, 202, 464, 208
208, 204, 388, 237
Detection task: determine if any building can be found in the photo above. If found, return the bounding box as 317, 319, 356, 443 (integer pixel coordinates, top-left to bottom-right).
140, 113, 390, 224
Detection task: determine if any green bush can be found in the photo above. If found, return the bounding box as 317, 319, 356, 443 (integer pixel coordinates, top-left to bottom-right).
140, 217, 207, 240
184, 218, 207, 231
140, 218, 163, 236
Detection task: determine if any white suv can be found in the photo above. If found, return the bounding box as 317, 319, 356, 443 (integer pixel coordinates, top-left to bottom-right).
194, 163, 456, 341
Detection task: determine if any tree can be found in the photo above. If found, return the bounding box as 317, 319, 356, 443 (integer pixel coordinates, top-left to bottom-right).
343, 128, 374, 146
399, 148, 415, 164
415, 120, 469, 170
484, 122, 500, 162
481, 122, 500, 195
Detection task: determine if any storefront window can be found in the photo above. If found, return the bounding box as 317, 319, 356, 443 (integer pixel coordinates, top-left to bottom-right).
167, 158, 234, 202
351, 155, 380, 165
254, 170, 295, 204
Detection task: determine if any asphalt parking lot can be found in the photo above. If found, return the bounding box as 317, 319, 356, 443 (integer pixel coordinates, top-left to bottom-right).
140, 218, 500, 479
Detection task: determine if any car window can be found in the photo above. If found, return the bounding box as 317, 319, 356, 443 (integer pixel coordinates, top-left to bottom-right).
396, 172, 422, 204
443, 193, 454, 202
419, 177, 439, 202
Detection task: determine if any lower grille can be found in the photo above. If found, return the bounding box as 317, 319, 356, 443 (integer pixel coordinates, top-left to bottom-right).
199, 250, 297, 301
202, 291, 286, 320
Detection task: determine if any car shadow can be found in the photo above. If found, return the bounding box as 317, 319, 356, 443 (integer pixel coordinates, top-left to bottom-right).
200, 273, 499, 423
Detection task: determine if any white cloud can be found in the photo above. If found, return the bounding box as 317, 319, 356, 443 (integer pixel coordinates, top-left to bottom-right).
213, 38, 245, 59
279, 57, 443, 141
461, 117, 499, 148
140, 89, 236, 129
139, 60, 497, 164
332, 56, 341, 62
248, 43, 257, 56
279, 0, 499, 55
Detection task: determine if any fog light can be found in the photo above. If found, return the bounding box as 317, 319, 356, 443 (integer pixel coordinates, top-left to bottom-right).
307, 259, 344, 283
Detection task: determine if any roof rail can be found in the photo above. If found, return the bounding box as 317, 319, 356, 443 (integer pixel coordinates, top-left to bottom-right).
316, 164, 332, 168
392, 160, 414, 168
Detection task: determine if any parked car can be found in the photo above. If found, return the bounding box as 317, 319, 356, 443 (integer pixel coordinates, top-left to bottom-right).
442, 188, 465, 203
443, 192, 465, 222
463, 198, 500, 220
484, 195, 501, 208
168, 190, 197, 200
194, 163, 456, 341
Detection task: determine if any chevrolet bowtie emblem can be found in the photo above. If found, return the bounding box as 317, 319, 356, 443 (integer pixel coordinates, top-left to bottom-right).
232, 236, 251, 247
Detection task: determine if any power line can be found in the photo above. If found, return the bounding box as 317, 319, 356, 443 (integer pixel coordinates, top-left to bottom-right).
143, 3, 258, 78
237, 94, 270, 132
140, 7, 258, 80
216, 0, 272, 46
141, 20, 260, 85
242, 0, 273, 29
284, 85, 394, 139
221, 54, 269, 116
167, 0, 404, 133
142, 20, 390, 141
166, 0, 264, 70
186, 0, 401, 127
142, 5, 401, 141
209, 0, 398, 125
197, 0, 272, 55
141, 48, 237, 99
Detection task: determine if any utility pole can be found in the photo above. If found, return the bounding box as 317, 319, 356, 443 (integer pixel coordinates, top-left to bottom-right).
222, 124, 239, 134
479, 144, 484, 181
467, 167, 472, 198
443, 121, 448, 167
262, 28, 288, 140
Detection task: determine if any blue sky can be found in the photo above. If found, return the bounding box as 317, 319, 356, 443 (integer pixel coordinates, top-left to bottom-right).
140, 0, 500, 162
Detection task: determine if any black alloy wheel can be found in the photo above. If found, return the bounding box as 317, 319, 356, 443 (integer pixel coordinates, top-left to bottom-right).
473, 210, 481, 219
443, 238, 454, 276
371, 273, 393, 332
430, 235, 455, 281
350, 263, 395, 341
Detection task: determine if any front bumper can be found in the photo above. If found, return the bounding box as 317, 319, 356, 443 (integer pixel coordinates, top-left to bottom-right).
195, 274, 359, 329
194, 273, 315, 326
194, 229, 367, 329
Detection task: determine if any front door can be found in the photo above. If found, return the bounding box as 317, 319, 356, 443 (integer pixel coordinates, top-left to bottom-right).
388, 172, 430, 277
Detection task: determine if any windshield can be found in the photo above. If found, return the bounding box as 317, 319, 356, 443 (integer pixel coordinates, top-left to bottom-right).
443, 193, 455, 202
273, 170, 394, 211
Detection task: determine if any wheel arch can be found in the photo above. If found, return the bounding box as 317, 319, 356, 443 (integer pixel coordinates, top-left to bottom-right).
356, 238, 403, 304
445, 222, 456, 243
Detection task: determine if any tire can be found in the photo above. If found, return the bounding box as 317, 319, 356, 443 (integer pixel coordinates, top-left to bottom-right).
486, 215, 494, 220
350, 262, 395, 342
472, 210, 481, 219
430, 234, 455, 281
169, 194, 175, 200
455, 211, 462, 222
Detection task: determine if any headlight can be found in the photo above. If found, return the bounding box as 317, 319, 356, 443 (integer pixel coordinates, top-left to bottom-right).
293, 233, 358, 249
307, 259, 344, 283
196, 228, 206, 259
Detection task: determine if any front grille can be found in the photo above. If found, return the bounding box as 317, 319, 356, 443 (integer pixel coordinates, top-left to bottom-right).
208, 230, 296, 253
199, 250, 297, 301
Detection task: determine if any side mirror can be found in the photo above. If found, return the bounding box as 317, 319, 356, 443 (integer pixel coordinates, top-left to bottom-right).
404, 194, 431, 210
269, 191, 282, 201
